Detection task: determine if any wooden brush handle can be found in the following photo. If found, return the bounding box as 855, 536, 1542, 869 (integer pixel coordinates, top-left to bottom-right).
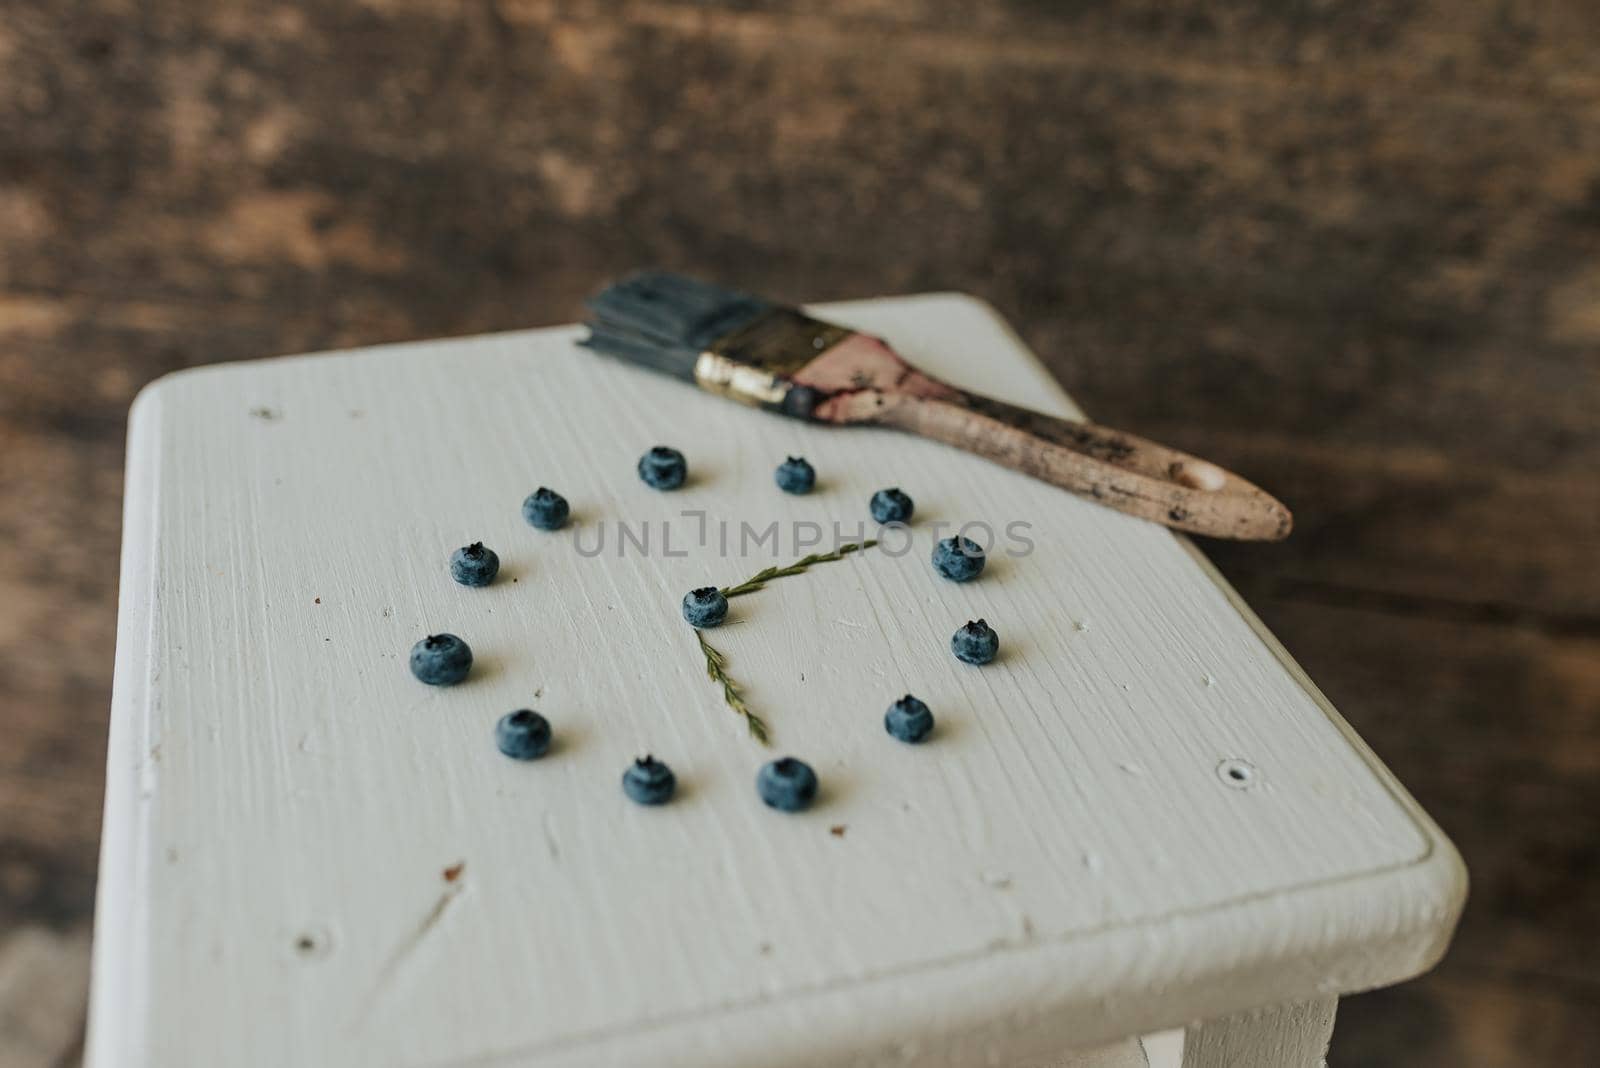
787, 332, 1290, 540
876, 390, 1293, 541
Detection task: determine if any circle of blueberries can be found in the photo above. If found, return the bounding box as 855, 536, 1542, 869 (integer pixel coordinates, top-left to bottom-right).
411, 448, 1003, 808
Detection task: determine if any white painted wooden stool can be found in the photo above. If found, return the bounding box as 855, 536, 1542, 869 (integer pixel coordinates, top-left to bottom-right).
88, 295, 1465, 1067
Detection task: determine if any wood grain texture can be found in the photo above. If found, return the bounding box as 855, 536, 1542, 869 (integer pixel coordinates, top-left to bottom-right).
2, 1, 1596, 1064
1241, 594, 1600, 1066
87, 297, 1462, 1066
1181, 997, 1336, 1068
0, 924, 90, 1068
3, 0, 1596, 611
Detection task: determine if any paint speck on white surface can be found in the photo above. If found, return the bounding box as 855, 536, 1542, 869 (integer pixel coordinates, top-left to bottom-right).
1119, 762, 1145, 776
981, 871, 1012, 889
362, 874, 467, 1012
292, 925, 333, 961
1202, 674, 1216, 688
1083, 852, 1105, 875
1074, 619, 1090, 632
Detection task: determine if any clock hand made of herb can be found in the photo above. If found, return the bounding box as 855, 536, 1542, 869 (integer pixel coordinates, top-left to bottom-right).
687, 538, 879, 745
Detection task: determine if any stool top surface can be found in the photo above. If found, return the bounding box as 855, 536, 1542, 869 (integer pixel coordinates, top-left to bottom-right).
89, 294, 1464, 1067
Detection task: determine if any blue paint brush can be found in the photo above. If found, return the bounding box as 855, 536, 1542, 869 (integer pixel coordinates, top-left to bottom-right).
582, 271, 1290, 540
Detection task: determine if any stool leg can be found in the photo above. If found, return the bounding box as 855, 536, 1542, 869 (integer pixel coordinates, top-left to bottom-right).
1181, 998, 1337, 1068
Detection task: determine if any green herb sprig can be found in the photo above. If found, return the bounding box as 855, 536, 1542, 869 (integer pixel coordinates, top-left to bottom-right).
693, 539, 878, 745
696, 629, 768, 744
719, 539, 878, 599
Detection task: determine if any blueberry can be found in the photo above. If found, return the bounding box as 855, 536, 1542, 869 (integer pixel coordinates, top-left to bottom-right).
449, 542, 500, 587
774, 456, 816, 495
522, 487, 570, 530
951, 619, 999, 665
869, 487, 914, 524
495, 709, 552, 760
884, 694, 935, 743
622, 755, 676, 805
638, 446, 688, 490
682, 586, 729, 628
756, 757, 819, 812
932, 535, 986, 582
409, 633, 472, 686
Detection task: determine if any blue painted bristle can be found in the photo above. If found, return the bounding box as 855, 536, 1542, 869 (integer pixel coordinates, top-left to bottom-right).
580, 271, 774, 380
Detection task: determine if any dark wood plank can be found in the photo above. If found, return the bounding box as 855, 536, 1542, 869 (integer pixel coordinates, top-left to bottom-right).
8, 304, 1594, 617
1182, 430, 1600, 619
4, 0, 1596, 614
1336, 969, 1600, 1068
1250, 597, 1600, 992
0, 424, 120, 934
1253, 596, 1600, 1066
0, 924, 90, 1068
2, 1, 1597, 466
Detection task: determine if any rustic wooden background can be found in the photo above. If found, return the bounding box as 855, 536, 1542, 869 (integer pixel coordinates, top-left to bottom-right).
1, 2, 1596, 1064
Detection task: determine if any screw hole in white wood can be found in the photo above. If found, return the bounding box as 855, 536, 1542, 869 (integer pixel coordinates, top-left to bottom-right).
293, 926, 333, 960
1217, 759, 1258, 789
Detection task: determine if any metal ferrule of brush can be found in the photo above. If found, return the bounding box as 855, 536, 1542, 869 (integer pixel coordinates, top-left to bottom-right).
694, 307, 852, 419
